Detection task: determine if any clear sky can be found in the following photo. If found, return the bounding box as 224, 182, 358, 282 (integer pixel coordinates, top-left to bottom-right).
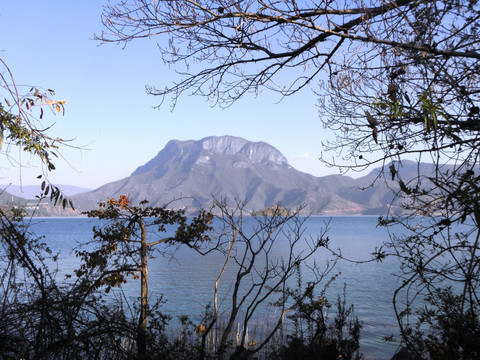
0, 1, 346, 189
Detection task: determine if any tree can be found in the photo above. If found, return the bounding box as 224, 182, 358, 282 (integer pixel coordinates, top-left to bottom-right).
276, 283, 362, 360
0, 200, 167, 359
96, 0, 479, 109
77, 196, 213, 360
193, 199, 360, 360
96, 1, 480, 357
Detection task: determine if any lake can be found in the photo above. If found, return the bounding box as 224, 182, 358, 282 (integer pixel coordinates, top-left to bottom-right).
29, 216, 403, 359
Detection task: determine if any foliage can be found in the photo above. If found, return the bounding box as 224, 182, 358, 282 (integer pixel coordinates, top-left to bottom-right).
318, 1, 480, 355
403, 287, 480, 360
0, 204, 137, 359
251, 202, 290, 217
0, 58, 73, 208
194, 199, 348, 360
0, 57, 66, 169
0, 58, 83, 357
78, 195, 213, 291
374, 166, 480, 358
0, 201, 203, 359
77, 195, 213, 359
275, 274, 362, 360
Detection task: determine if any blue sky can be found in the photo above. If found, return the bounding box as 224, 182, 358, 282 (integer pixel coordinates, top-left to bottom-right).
1, 1, 345, 189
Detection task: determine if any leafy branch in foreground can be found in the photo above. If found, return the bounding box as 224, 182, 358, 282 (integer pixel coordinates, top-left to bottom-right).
77, 195, 213, 360
1, 57, 75, 208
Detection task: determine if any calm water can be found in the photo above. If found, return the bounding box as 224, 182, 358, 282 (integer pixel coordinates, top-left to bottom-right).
29, 216, 402, 359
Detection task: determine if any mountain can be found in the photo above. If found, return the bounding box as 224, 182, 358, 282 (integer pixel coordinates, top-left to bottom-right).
71, 135, 397, 215
0, 184, 92, 199
0, 189, 26, 204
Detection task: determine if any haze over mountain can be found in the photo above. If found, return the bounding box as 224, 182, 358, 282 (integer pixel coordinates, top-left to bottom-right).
0, 184, 92, 200
70, 135, 400, 215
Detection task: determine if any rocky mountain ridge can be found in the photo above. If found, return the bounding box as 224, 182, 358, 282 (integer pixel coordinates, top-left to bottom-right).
69, 136, 400, 215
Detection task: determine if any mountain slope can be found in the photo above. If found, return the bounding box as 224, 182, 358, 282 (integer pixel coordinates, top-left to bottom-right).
72, 136, 392, 214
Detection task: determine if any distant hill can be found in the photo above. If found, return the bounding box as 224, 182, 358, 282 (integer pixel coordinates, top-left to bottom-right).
0, 184, 92, 199
70, 135, 400, 215
0, 188, 26, 204
0, 185, 86, 217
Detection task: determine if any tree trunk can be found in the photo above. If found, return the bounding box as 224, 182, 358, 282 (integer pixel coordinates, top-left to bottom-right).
137, 219, 148, 360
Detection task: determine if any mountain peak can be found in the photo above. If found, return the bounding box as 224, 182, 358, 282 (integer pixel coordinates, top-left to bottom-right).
200, 135, 249, 154
131, 136, 289, 177
199, 136, 288, 165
